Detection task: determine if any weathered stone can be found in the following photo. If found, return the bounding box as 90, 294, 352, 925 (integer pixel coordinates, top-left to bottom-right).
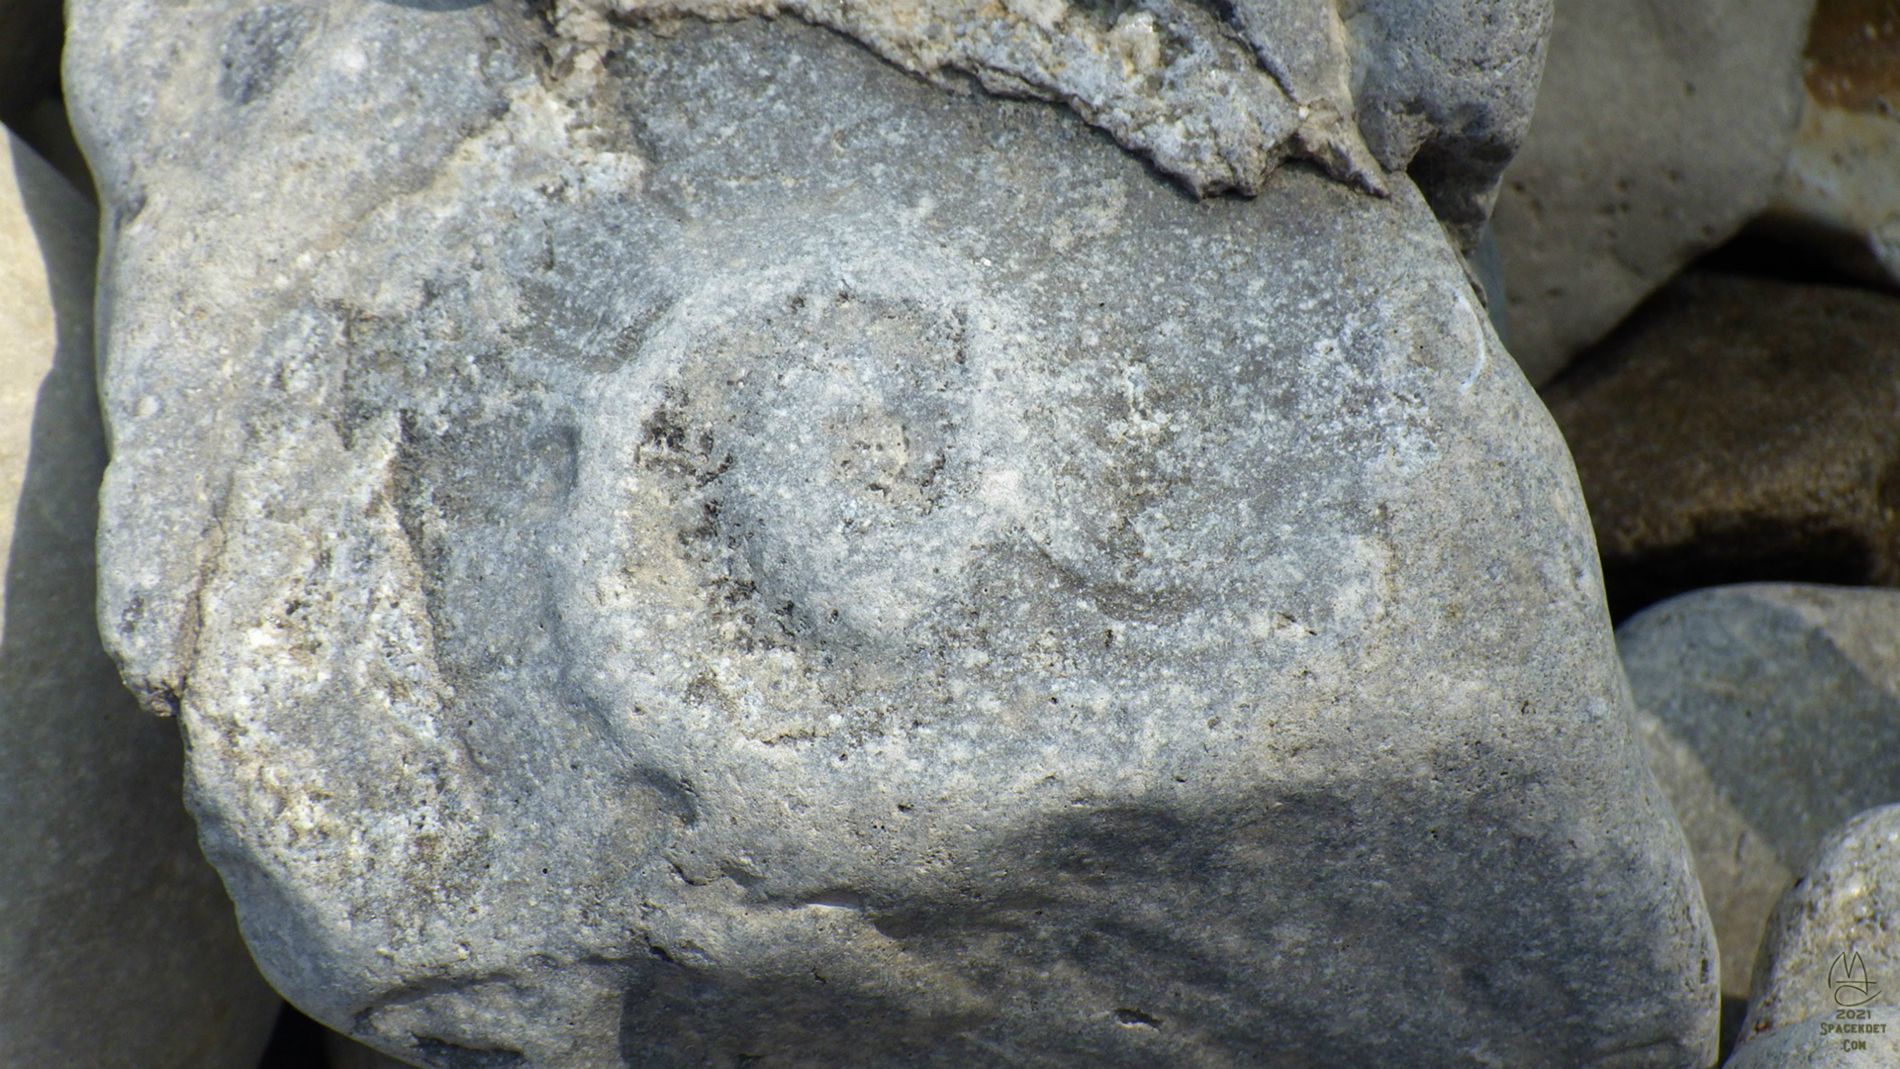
1491, 0, 1814, 384
1723, 1012, 1900, 1069
0, 130, 281, 1067
1546, 272, 1900, 619
72, 2, 1714, 1066
1725, 805, 1900, 1067
1759, 0, 1900, 289
1340, 0, 1552, 247
1620, 585, 1900, 1001
559, 0, 1549, 242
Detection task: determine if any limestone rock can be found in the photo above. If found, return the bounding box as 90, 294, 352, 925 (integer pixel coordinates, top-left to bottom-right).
1492, 0, 1814, 384
1620, 585, 1900, 1001
72, 2, 1715, 1066
1723, 1012, 1900, 1068
1760, 0, 1900, 288
558, 0, 1549, 238
1547, 272, 1900, 620
1725, 805, 1900, 1067
0, 130, 281, 1067
1341, 0, 1552, 246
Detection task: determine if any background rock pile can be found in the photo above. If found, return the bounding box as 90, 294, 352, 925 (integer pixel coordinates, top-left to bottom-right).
0, 0, 1895, 1066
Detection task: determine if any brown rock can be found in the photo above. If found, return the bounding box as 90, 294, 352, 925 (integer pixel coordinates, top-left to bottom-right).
1546, 271, 1900, 620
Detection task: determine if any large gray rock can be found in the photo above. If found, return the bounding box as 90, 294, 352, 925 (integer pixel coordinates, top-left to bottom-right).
0, 130, 280, 1067
1621, 585, 1900, 1001
1725, 805, 1900, 1068
71, 3, 1714, 1066
1491, 0, 1815, 383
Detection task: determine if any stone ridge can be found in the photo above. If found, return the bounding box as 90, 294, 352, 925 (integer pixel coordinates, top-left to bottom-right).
555, 0, 1386, 196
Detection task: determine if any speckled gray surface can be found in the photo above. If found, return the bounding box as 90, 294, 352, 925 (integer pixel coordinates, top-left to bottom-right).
72, 2, 1714, 1065
1622, 585, 1900, 1002
1491, 0, 1814, 384
1726, 805, 1900, 1068
555, 0, 1549, 231
1341, 0, 1551, 246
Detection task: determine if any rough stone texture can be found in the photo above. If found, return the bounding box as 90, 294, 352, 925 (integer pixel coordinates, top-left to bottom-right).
1620, 585, 1900, 1001
1760, 0, 1900, 288
72, 3, 1714, 1066
1340, 0, 1552, 246
1724, 1012, 1900, 1068
560, 0, 1549, 241
1491, 0, 1814, 384
1546, 272, 1900, 621
1726, 806, 1900, 1066
556, 0, 1381, 197
0, 131, 281, 1067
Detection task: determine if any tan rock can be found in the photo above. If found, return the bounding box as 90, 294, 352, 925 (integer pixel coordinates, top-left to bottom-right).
1760, 0, 1900, 288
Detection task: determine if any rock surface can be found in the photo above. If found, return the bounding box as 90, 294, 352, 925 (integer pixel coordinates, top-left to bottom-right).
1725, 805, 1900, 1067
1760, 0, 1900, 288
558, 0, 1549, 242
1547, 272, 1900, 620
1620, 585, 1900, 1001
0, 130, 280, 1067
72, 2, 1714, 1066
1724, 1012, 1900, 1069
1491, 0, 1815, 384
1341, 0, 1551, 247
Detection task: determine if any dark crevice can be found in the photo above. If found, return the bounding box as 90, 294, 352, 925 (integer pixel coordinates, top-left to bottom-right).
1719, 994, 1749, 1064
413, 1036, 527, 1068
258, 1003, 333, 1068
1601, 526, 1876, 625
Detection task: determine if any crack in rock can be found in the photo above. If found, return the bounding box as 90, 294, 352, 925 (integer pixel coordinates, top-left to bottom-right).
554, 0, 1386, 196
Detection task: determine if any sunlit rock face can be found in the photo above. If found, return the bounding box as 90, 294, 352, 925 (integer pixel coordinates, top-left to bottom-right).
71, 2, 1714, 1066
1490, 0, 1815, 384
